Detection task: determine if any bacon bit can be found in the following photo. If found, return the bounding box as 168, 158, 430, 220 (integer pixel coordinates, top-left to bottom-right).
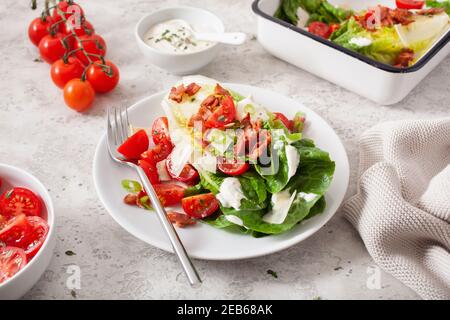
391, 8, 414, 25
185, 82, 201, 96
417, 8, 445, 16
359, 6, 414, 30
249, 129, 271, 160
167, 211, 197, 228
214, 83, 230, 96
169, 85, 186, 103
201, 95, 220, 109
394, 48, 415, 68
123, 194, 137, 206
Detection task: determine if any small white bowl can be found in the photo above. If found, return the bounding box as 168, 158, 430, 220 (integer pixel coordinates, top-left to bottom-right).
135, 6, 224, 75
0, 163, 55, 300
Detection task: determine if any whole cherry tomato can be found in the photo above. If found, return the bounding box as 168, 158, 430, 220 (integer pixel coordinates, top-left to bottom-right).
38, 33, 71, 64
62, 19, 94, 37
50, 57, 85, 89
86, 60, 120, 93
63, 78, 95, 112
28, 16, 55, 46
74, 34, 107, 65
52, 1, 84, 21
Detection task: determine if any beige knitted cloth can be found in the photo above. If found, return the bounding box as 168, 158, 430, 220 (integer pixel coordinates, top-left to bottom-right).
342, 118, 450, 300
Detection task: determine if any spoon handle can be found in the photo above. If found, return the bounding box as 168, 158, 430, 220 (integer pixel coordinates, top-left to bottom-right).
194, 32, 246, 45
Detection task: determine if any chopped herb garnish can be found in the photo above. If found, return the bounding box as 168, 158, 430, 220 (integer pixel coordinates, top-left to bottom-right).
267, 269, 278, 278
71, 290, 77, 298
65, 250, 76, 256
162, 29, 170, 36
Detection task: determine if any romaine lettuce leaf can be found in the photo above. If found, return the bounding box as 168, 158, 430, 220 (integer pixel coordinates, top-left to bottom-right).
426, 0, 450, 15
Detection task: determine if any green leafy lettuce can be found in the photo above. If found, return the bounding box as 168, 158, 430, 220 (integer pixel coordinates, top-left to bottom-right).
426, 0, 450, 15
275, 0, 353, 26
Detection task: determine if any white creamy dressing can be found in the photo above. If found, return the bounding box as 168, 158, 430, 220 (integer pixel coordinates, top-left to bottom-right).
349, 37, 373, 47
216, 177, 246, 210
263, 189, 297, 224
144, 19, 214, 54
236, 95, 270, 122
285, 145, 300, 180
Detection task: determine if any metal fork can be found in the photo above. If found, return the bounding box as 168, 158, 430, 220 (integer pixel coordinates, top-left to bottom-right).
106, 106, 201, 287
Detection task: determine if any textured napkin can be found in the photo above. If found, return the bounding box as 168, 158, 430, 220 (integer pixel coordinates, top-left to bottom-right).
342, 118, 450, 300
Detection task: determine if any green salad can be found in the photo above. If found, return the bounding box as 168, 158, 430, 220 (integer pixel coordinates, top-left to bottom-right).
275, 0, 450, 67
119, 76, 335, 237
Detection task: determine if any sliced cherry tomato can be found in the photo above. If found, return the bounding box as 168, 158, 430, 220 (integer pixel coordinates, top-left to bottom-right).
151, 117, 170, 145
50, 57, 84, 89
0, 187, 42, 219
136, 184, 185, 207
117, 129, 150, 160
62, 19, 94, 37
329, 23, 341, 34
166, 154, 199, 185
28, 16, 54, 46
181, 193, 219, 219
205, 95, 236, 128
141, 139, 173, 163
218, 157, 250, 176
308, 21, 332, 39
74, 34, 107, 66
63, 78, 95, 112
138, 159, 160, 185
0, 215, 32, 248
38, 33, 70, 64
273, 112, 293, 131
23, 216, 49, 260
86, 60, 120, 93
396, 0, 424, 9
0, 247, 27, 284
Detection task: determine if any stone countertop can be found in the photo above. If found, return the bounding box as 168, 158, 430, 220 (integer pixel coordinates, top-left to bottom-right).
1, 0, 448, 300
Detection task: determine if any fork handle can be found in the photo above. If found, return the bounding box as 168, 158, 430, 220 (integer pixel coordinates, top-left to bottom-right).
135, 166, 202, 287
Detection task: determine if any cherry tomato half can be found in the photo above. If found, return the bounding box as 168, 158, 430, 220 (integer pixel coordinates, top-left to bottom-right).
38, 33, 70, 64
63, 78, 95, 112
308, 21, 331, 39
23, 216, 49, 260
0, 215, 32, 248
136, 184, 185, 207
117, 129, 150, 160
205, 95, 236, 128
86, 60, 120, 93
141, 139, 173, 163
50, 57, 84, 89
151, 117, 170, 145
0, 247, 27, 284
273, 112, 293, 131
396, 0, 424, 9
28, 16, 54, 46
217, 157, 250, 176
74, 34, 107, 65
138, 159, 160, 185
166, 154, 199, 185
181, 193, 219, 219
0, 187, 42, 219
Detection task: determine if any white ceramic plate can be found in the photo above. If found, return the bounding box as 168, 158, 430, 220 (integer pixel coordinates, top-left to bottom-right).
93, 83, 349, 260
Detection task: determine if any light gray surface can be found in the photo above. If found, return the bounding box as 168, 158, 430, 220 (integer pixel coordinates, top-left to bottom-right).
1, 0, 448, 300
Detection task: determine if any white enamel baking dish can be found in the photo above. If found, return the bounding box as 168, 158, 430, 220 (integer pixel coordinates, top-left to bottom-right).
253, 0, 450, 105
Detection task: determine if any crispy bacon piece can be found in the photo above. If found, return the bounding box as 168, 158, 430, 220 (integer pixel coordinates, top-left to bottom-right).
201, 95, 220, 109
394, 48, 415, 68
214, 83, 231, 96
123, 194, 137, 206
167, 211, 197, 228
185, 82, 201, 96
417, 8, 445, 16
391, 8, 414, 25
169, 85, 186, 103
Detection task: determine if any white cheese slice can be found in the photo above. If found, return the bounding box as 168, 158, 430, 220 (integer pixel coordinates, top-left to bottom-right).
263, 190, 297, 224
225, 215, 245, 227
285, 145, 300, 181
349, 37, 372, 47
296, 7, 310, 28
236, 95, 270, 122
156, 160, 171, 181
216, 177, 246, 210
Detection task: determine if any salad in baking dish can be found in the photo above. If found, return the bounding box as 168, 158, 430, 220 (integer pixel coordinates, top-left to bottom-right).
274, 0, 450, 67
118, 76, 335, 237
